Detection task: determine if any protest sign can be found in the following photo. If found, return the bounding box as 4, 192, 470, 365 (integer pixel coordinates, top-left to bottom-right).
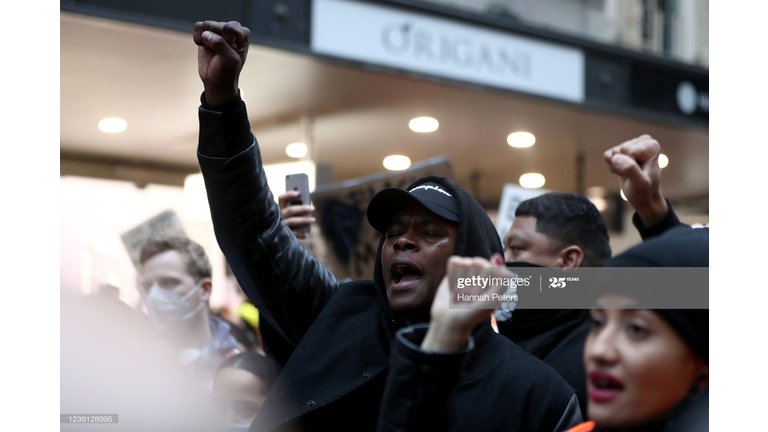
494, 184, 549, 242
120, 210, 187, 268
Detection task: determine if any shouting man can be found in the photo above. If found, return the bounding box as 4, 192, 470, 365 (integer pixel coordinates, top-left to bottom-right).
193, 20, 581, 432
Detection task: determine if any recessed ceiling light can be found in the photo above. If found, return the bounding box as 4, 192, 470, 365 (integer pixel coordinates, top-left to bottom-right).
286, 142, 307, 158
658, 153, 669, 168
383, 155, 411, 171
507, 132, 536, 148
98, 117, 127, 133
519, 173, 545, 188
409, 117, 439, 133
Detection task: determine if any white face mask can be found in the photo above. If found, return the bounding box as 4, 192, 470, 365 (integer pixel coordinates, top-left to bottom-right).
145, 279, 206, 329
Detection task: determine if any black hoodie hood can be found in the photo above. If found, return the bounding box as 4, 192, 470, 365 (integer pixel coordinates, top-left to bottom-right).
368, 175, 504, 325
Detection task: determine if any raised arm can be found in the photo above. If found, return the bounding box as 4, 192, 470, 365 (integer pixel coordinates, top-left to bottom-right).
193, 21, 338, 347
604, 135, 688, 240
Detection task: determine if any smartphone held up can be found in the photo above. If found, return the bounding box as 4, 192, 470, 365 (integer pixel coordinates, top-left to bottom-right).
285, 173, 312, 234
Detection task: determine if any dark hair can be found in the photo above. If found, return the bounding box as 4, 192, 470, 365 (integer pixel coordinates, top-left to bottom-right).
139, 237, 212, 281
216, 352, 282, 390
515, 193, 611, 266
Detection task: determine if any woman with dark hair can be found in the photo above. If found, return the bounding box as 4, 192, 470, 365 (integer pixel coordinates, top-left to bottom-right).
213, 352, 282, 427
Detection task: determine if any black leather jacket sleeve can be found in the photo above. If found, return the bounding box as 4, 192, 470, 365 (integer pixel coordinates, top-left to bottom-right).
377, 325, 583, 432
196, 94, 339, 347
633, 199, 689, 241
553, 394, 585, 432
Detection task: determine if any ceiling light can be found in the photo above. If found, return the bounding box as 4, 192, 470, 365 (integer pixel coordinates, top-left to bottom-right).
519, 173, 545, 188
658, 154, 669, 168
507, 132, 536, 148
383, 155, 411, 171
286, 142, 307, 158
409, 117, 439, 133
98, 117, 127, 133
620, 190, 628, 201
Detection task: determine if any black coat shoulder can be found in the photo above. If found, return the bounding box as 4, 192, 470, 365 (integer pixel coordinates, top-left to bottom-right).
460, 331, 577, 411
380, 324, 580, 432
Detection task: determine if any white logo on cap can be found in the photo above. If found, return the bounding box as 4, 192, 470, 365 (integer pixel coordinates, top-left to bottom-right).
410, 184, 452, 197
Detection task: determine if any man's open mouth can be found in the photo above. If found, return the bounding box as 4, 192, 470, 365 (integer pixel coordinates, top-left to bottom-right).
390, 259, 424, 288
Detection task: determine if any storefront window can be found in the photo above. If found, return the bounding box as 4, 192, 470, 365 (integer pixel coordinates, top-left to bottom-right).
415, 0, 709, 67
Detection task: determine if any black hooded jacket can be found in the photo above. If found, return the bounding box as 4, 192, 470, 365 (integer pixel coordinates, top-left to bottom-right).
498, 306, 591, 419
198, 95, 580, 431
197, 94, 581, 432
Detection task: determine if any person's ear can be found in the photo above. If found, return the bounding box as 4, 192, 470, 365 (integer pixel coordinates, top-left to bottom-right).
199, 278, 213, 302
558, 246, 584, 269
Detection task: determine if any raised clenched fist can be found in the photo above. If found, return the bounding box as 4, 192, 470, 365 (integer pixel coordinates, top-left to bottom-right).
603, 135, 668, 226
421, 254, 507, 353
192, 21, 252, 106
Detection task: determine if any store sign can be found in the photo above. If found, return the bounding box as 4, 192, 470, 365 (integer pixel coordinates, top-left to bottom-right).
311, 0, 585, 103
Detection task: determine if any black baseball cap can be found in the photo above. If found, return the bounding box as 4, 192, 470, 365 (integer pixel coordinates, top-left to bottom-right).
367, 182, 459, 233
